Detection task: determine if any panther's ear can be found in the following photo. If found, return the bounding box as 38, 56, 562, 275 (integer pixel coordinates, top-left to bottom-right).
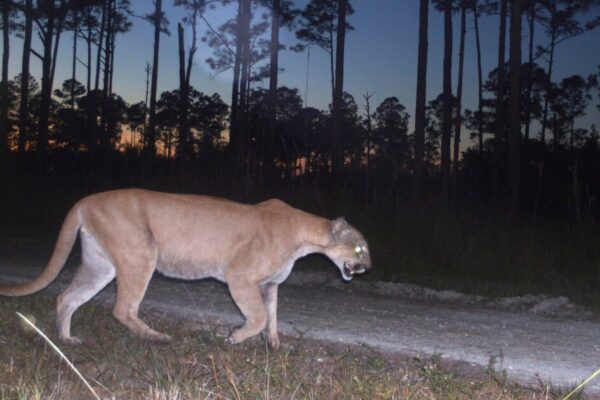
331, 217, 347, 239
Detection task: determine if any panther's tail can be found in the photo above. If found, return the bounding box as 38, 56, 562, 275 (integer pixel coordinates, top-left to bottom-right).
0, 203, 82, 296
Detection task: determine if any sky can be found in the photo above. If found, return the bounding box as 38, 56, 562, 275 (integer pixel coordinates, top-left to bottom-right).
6, 0, 600, 138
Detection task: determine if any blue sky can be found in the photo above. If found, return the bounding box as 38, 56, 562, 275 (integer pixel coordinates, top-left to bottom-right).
7, 0, 600, 138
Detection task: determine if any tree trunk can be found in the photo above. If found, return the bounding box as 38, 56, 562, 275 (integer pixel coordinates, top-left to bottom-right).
552, 113, 557, 150
71, 9, 78, 110
452, 0, 467, 204
363, 91, 374, 205
329, 30, 335, 103
185, 8, 197, 90
331, 0, 347, 176
441, 0, 453, 204
37, 0, 56, 162
236, 0, 251, 171
86, 7, 92, 92
473, 0, 484, 154
50, 18, 64, 94
86, 3, 99, 156
179, 0, 199, 166
244, 34, 252, 166
493, 0, 508, 199
266, 0, 281, 179
229, 0, 243, 158
569, 106, 575, 149
95, 0, 107, 91
178, 23, 189, 164
107, 30, 117, 141
145, 62, 150, 105
109, 27, 116, 96
18, 0, 33, 153
540, 31, 555, 145
101, 0, 114, 143
146, 0, 162, 159
508, 0, 521, 217
1, 0, 10, 154
524, 0, 535, 142
414, 0, 428, 200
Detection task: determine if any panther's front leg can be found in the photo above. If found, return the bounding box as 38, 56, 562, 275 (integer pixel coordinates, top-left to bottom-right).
261, 283, 280, 349
226, 276, 268, 345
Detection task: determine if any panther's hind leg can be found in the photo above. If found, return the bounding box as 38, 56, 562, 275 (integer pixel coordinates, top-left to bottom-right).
111, 245, 171, 342
57, 233, 116, 344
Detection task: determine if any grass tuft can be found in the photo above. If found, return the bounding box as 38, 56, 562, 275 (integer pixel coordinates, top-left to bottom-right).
15, 312, 102, 400
562, 369, 600, 400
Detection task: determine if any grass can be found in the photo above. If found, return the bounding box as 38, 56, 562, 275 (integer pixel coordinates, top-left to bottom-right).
0, 294, 585, 399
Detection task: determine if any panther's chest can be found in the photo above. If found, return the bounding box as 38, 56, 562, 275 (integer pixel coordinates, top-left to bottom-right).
268, 259, 295, 284
264, 246, 313, 285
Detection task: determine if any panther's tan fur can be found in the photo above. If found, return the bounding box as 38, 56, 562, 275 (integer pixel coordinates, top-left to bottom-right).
0, 189, 371, 348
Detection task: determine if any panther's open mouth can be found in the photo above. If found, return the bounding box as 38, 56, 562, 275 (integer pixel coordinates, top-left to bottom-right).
342, 262, 367, 281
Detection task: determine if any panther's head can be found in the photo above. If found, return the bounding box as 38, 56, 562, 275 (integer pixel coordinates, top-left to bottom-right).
324, 217, 372, 281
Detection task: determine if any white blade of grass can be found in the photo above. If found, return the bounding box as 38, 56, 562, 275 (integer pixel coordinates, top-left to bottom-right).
562, 368, 600, 400
16, 312, 101, 400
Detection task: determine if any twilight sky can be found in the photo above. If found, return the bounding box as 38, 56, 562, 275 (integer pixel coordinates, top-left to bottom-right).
7, 0, 600, 139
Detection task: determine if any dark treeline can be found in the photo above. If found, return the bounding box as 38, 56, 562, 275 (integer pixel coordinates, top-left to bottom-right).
2, 0, 600, 294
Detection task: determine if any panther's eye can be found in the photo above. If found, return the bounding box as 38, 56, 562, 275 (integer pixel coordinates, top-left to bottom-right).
354, 245, 363, 254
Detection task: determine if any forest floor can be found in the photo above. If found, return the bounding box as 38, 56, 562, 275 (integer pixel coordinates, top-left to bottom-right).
0, 232, 599, 399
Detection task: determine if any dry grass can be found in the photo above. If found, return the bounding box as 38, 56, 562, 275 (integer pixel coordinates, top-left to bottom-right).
0, 294, 586, 400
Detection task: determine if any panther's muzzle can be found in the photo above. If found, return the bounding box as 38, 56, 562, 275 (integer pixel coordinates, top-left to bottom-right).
342, 262, 369, 281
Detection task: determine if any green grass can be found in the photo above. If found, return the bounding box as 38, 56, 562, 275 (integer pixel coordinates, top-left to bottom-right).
0, 295, 573, 399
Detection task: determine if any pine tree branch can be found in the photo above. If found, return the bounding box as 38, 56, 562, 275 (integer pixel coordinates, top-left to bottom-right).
200, 14, 236, 58
30, 47, 43, 61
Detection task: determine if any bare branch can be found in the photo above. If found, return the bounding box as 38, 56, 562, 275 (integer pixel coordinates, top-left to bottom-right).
30, 48, 43, 61
76, 56, 88, 69
33, 18, 46, 36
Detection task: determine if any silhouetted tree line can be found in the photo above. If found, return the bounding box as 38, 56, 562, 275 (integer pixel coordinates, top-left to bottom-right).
1, 0, 600, 222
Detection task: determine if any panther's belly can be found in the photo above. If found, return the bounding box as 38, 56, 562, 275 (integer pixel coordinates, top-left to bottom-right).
156, 258, 226, 282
